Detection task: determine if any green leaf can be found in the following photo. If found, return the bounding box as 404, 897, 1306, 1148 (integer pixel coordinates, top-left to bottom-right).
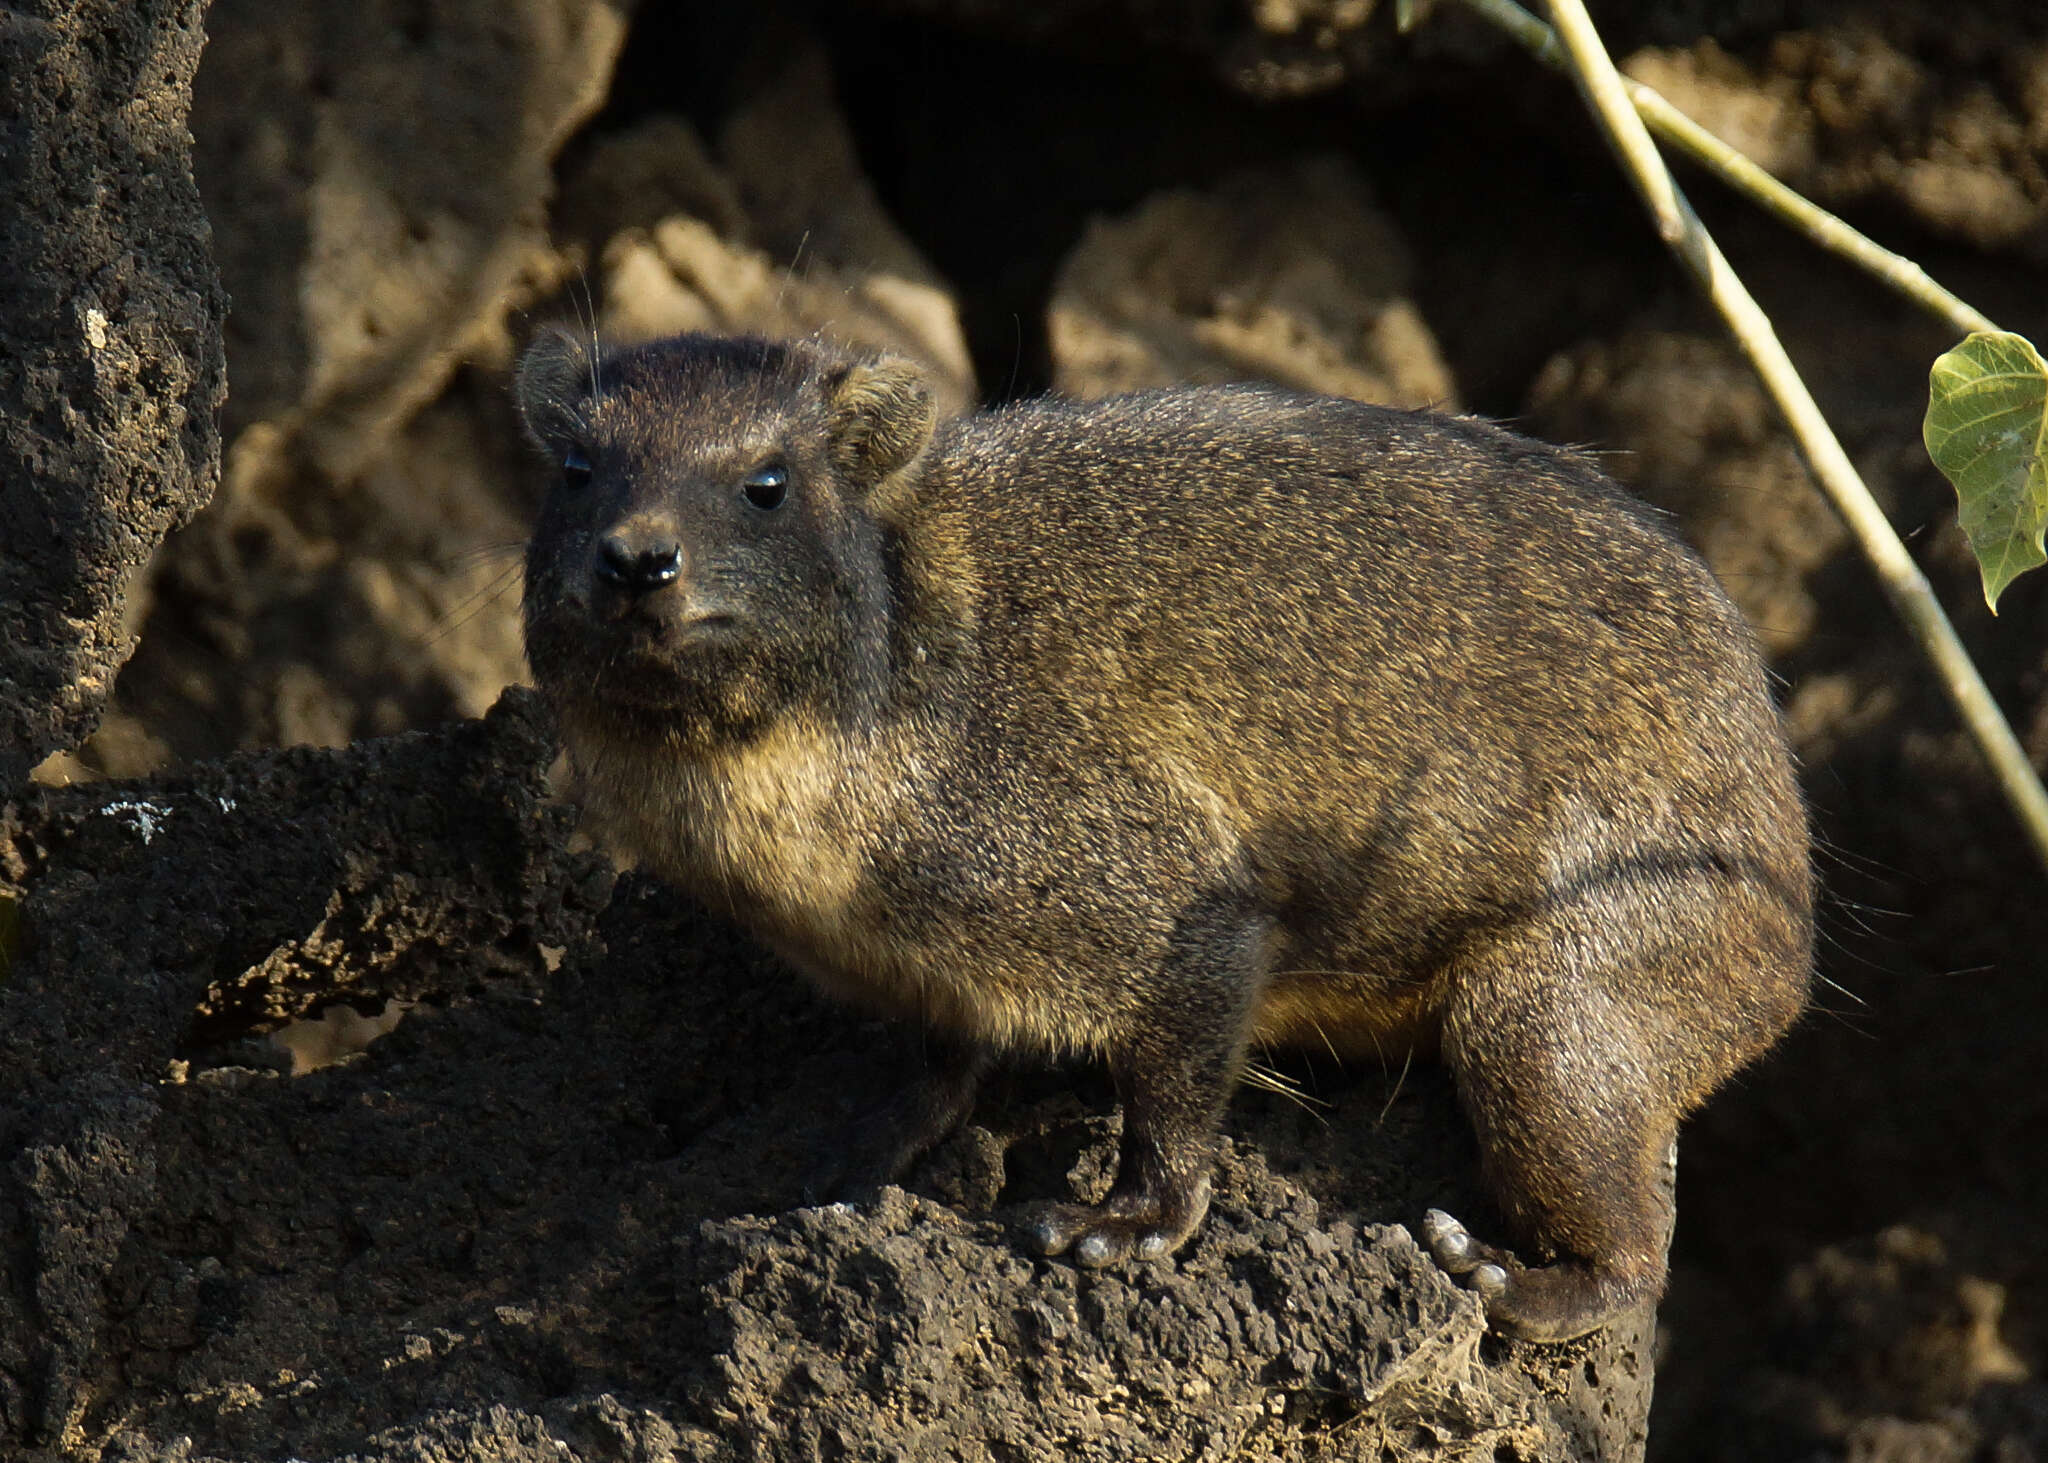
1925, 330, 2048, 612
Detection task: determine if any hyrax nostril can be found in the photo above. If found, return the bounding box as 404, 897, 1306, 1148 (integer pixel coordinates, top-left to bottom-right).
596, 533, 682, 596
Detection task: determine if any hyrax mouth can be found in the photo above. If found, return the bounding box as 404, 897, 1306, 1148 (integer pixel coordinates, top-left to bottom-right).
598, 613, 739, 671
586, 591, 744, 643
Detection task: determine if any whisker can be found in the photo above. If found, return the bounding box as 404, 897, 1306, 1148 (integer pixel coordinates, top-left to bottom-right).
1811, 833, 1913, 885
772, 229, 811, 319
1810, 967, 1866, 1007
438, 540, 528, 573
1376, 1047, 1415, 1128
1241, 1058, 1331, 1121
422, 561, 525, 648
574, 269, 604, 405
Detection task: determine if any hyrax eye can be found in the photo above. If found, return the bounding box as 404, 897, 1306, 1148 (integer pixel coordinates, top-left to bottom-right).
742, 463, 789, 511
561, 448, 593, 490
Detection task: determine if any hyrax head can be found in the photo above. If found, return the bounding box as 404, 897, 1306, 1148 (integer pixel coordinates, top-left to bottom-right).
515, 329, 935, 744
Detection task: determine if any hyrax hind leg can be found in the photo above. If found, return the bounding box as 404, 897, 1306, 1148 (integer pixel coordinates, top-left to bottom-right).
1426, 878, 1803, 1341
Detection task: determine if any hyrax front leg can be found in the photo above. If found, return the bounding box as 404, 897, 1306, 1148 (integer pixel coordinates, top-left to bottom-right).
1026, 1026, 1235, 1265
1028, 911, 1264, 1266
806, 1034, 992, 1203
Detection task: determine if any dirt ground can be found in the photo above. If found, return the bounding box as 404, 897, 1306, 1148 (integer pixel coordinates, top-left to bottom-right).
7, 1, 2048, 1458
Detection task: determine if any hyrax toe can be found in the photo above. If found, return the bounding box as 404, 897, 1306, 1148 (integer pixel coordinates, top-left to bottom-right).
1420, 1208, 1496, 1274
1025, 1172, 1213, 1267
1026, 1203, 1187, 1266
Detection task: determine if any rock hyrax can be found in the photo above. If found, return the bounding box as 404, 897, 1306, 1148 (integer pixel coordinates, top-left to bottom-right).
516, 328, 1811, 1342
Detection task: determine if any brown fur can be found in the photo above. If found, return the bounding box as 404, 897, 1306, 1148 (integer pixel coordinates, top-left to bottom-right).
516, 327, 1812, 1341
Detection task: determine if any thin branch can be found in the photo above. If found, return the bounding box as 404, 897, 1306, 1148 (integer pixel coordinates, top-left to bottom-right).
1528, 0, 2048, 874
1457, 0, 2001, 339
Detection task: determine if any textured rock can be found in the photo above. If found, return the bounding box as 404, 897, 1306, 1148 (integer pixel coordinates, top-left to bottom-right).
0, 0, 228, 789
0, 691, 612, 1449
83, 0, 631, 771
575, 38, 977, 415
593, 216, 977, 417
1049, 156, 1457, 407
860, 0, 1507, 101
193, 0, 631, 490
866, 0, 2048, 131
1688, 1227, 2045, 1460
1625, 23, 2048, 259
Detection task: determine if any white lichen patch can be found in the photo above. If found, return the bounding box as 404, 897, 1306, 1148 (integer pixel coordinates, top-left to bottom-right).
100, 799, 172, 844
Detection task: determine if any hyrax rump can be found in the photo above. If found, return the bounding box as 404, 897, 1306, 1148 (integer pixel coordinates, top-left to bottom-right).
516, 327, 1812, 1342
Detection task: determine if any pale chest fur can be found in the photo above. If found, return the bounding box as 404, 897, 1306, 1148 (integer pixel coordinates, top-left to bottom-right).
563, 712, 907, 1003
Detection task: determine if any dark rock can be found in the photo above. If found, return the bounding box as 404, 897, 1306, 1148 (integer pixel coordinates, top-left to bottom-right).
0, 689, 611, 1447
0, 0, 228, 789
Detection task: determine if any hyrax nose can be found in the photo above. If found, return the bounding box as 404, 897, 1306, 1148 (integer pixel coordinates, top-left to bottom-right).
595, 527, 683, 598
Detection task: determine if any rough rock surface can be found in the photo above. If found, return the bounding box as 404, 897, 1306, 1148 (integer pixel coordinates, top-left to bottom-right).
860, 0, 1512, 101
192, 0, 631, 490
0, 692, 1660, 1462
60, 0, 635, 776
1625, 22, 2048, 259
1704, 1227, 2043, 1459
573, 39, 978, 414
1049, 156, 1457, 407
0, 692, 611, 1451
867, 0, 2048, 122
591, 212, 975, 417
0, 0, 228, 788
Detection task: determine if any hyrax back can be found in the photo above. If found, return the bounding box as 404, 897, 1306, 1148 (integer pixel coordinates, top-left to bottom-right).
517, 328, 1812, 1342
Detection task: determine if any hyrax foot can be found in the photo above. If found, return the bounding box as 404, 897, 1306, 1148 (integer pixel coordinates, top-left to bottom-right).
1027, 1174, 1213, 1267
802, 1041, 989, 1204
800, 1109, 918, 1205
1420, 1209, 1656, 1342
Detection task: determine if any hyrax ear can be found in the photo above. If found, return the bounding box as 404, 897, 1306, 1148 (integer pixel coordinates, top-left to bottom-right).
827, 357, 935, 486
515, 324, 596, 450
